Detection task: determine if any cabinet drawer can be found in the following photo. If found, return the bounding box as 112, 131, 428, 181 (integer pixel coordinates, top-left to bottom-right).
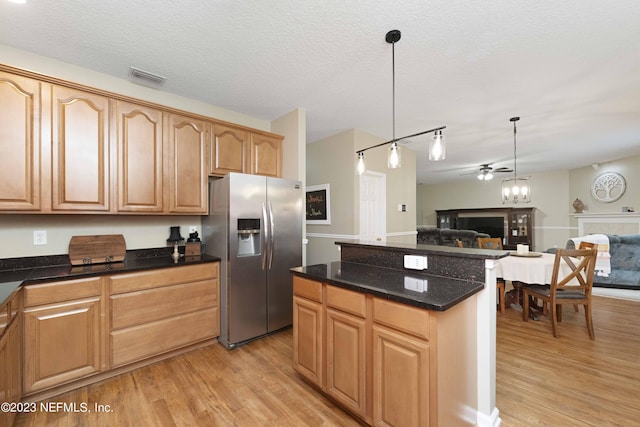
110, 307, 218, 367
109, 263, 218, 294
372, 298, 430, 341
110, 279, 218, 330
326, 285, 366, 318
23, 277, 102, 307
293, 276, 323, 303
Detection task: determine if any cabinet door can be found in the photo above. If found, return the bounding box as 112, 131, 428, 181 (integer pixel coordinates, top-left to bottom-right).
293, 295, 323, 387
116, 101, 164, 212
326, 308, 368, 420
23, 297, 102, 393
51, 85, 110, 211
372, 325, 430, 427
508, 208, 534, 249
165, 113, 209, 213
0, 71, 41, 211
250, 133, 282, 177
210, 124, 248, 176
0, 328, 8, 427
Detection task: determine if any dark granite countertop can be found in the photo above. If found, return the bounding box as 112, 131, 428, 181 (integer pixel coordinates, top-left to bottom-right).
291, 261, 484, 311
336, 239, 509, 260
0, 247, 220, 306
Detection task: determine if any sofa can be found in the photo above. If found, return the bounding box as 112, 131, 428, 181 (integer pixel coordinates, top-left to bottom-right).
417, 227, 490, 248
566, 234, 640, 290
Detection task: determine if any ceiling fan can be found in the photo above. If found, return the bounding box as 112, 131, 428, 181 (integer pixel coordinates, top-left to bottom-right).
464, 164, 513, 181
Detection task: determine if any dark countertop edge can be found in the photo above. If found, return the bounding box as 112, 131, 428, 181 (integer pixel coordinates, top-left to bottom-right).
335, 239, 510, 260
0, 252, 220, 306
291, 262, 484, 312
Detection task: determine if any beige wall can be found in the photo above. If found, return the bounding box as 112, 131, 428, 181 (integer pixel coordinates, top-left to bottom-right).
417, 154, 640, 252
271, 108, 307, 264
569, 154, 640, 219
0, 44, 268, 130
417, 171, 571, 252
306, 129, 416, 265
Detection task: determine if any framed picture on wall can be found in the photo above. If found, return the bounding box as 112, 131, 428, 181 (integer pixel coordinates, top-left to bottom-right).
306, 184, 331, 225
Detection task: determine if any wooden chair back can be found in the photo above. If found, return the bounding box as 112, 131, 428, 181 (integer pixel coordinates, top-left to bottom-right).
578, 241, 597, 250
523, 247, 598, 339
477, 237, 503, 250
550, 248, 597, 296
456, 239, 464, 248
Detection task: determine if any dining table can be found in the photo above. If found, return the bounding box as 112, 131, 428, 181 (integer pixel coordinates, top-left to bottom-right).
495, 251, 578, 317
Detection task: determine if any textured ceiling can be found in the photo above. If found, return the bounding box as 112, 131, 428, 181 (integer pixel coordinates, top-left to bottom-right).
1, 0, 640, 183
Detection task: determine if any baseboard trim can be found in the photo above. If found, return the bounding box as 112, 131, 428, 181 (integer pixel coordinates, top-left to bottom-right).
476, 407, 501, 427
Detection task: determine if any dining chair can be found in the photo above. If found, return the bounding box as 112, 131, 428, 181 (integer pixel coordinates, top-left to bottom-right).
522, 247, 597, 339
476, 237, 506, 314
456, 239, 464, 248
477, 237, 503, 250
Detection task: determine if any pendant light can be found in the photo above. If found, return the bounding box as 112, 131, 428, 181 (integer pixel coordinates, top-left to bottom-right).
501, 117, 531, 203
356, 30, 447, 174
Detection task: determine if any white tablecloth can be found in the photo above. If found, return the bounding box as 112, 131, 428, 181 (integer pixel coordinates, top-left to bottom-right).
495, 252, 577, 285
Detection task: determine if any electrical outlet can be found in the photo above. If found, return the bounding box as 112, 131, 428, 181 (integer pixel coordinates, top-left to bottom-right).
189, 226, 198, 233
403, 254, 428, 270
33, 230, 47, 245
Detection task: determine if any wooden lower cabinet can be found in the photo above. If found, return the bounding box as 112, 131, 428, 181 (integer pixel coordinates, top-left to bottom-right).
23, 296, 102, 394
19, 262, 220, 400
22, 276, 103, 395
0, 291, 21, 427
372, 325, 430, 427
292, 295, 323, 387
292, 275, 477, 427
326, 308, 368, 420
108, 263, 220, 367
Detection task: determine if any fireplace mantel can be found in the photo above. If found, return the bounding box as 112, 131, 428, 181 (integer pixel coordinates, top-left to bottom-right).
572, 212, 640, 235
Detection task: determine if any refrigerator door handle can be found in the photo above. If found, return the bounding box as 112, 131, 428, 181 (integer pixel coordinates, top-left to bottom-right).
262, 202, 268, 270
268, 202, 275, 270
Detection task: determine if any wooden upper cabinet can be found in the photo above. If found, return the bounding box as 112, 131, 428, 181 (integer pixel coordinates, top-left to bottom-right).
210, 124, 248, 176
165, 113, 209, 214
0, 72, 41, 211
250, 133, 283, 177
50, 85, 110, 211
116, 101, 164, 212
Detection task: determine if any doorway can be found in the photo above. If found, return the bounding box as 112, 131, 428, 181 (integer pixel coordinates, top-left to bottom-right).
359, 171, 386, 242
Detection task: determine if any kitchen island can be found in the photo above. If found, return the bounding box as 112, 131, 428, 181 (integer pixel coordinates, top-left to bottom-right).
291, 240, 507, 427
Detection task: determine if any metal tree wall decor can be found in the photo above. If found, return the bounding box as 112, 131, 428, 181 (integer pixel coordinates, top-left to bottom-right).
591, 172, 626, 203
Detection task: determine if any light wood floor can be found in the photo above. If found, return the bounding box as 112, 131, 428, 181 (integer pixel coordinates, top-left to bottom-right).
15, 295, 640, 426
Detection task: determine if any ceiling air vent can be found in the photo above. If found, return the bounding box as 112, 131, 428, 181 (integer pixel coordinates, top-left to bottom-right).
128, 66, 166, 88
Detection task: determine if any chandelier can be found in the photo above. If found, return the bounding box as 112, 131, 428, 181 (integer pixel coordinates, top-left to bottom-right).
501, 117, 531, 203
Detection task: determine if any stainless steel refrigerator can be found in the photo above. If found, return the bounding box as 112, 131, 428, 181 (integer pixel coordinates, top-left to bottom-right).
202, 173, 302, 349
